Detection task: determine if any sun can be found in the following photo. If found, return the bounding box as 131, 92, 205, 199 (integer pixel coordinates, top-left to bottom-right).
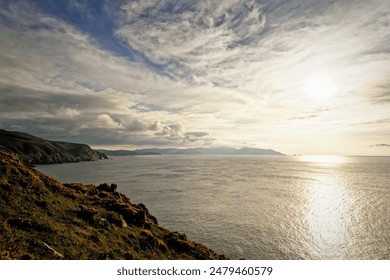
304, 72, 338, 102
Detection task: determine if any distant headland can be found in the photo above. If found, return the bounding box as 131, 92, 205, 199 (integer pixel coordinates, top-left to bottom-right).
0, 129, 108, 165
0, 129, 283, 163
98, 147, 284, 156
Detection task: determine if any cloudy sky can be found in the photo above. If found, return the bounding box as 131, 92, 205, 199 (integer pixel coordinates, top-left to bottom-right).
1, 0, 389, 155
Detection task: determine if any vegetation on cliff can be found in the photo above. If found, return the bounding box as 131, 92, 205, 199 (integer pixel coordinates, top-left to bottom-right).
0, 129, 107, 165
0, 151, 224, 260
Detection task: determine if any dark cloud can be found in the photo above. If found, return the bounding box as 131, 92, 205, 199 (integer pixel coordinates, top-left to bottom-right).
184, 132, 211, 143
371, 144, 390, 147
0, 86, 118, 114
372, 92, 390, 104
0, 83, 214, 147
185, 132, 210, 138
0, 84, 188, 145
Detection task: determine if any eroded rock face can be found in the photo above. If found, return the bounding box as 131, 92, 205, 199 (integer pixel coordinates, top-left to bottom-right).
0, 129, 108, 165
0, 151, 226, 260
97, 183, 117, 193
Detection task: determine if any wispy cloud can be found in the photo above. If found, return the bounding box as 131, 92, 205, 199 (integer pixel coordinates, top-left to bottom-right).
1, 0, 390, 154
0, 1, 218, 146
115, 0, 266, 82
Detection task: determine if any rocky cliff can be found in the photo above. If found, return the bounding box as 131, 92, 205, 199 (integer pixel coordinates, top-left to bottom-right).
0, 129, 107, 165
0, 151, 224, 260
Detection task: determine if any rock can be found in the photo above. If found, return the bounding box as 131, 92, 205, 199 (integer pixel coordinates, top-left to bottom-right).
97, 218, 111, 229
107, 202, 146, 227
97, 183, 117, 193
78, 204, 98, 220
137, 203, 158, 225
121, 219, 128, 228
106, 211, 127, 228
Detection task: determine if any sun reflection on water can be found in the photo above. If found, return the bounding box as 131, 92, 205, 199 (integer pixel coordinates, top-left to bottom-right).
302, 158, 355, 259
300, 155, 347, 165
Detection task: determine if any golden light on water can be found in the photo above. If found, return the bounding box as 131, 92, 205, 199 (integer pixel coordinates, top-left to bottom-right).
300, 155, 347, 165
302, 158, 355, 259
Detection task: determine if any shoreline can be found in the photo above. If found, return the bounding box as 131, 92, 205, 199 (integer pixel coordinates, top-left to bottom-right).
0, 151, 225, 260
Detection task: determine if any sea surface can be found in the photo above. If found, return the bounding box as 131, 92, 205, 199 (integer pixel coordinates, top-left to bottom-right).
37, 155, 390, 259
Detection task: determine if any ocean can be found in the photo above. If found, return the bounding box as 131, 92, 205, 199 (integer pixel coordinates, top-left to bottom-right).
36, 155, 390, 259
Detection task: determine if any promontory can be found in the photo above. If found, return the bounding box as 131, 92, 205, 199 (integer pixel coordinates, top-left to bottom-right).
0, 151, 225, 260
0, 129, 108, 165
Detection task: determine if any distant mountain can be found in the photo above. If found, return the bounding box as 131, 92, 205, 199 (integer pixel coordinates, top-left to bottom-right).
97, 149, 137, 156
97, 149, 161, 156
0, 129, 108, 165
101, 147, 284, 156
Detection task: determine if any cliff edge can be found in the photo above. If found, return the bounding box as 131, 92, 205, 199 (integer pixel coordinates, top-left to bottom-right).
0, 151, 225, 260
0, 129, 107, 165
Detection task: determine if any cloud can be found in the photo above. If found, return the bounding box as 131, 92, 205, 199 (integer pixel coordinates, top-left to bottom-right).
359, 118, 390, 126
0, 85, 126, 118
0, 85, 197, 145
184, 132, 211, 143
1, 0, 390, 154
114, 0, 266, 84
371, 89, 390, 104
153, 124, 213, 144
95, 114, 123, 129
289, 114, 318, 121
0, 1, 179, 96
371, 144, 390, 147
155, 124, 184, 138
55, 107, 81, 118
0, 1, 220, 146
111, 0, 390, 95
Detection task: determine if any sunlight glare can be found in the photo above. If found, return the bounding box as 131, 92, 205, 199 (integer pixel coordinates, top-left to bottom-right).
304, 175, 354, 258
305, 72, 338, 102
300, 155, 347, 165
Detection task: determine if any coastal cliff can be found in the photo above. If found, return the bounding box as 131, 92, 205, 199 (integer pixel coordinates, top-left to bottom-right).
0, 151, 224, 260
0, 129, 107, 165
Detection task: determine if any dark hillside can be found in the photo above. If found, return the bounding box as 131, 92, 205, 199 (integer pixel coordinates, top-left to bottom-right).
0, 129, 107, 164
0, 151, 224, 260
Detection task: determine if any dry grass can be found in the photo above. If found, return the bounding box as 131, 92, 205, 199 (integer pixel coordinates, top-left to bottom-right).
0, 151, 225, 260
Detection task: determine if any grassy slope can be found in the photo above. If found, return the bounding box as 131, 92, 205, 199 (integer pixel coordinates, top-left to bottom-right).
0, 151, 225, 260
0, 129, 107, 164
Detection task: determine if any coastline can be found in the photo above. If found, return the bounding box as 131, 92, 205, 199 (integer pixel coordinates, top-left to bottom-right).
0, 151, 225, 260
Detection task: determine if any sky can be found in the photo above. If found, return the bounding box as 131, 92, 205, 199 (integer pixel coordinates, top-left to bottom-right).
0, 0, 389, 156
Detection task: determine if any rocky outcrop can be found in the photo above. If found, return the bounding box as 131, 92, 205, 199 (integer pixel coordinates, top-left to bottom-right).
0, 151, 225, 260
0, 129, 108, 165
